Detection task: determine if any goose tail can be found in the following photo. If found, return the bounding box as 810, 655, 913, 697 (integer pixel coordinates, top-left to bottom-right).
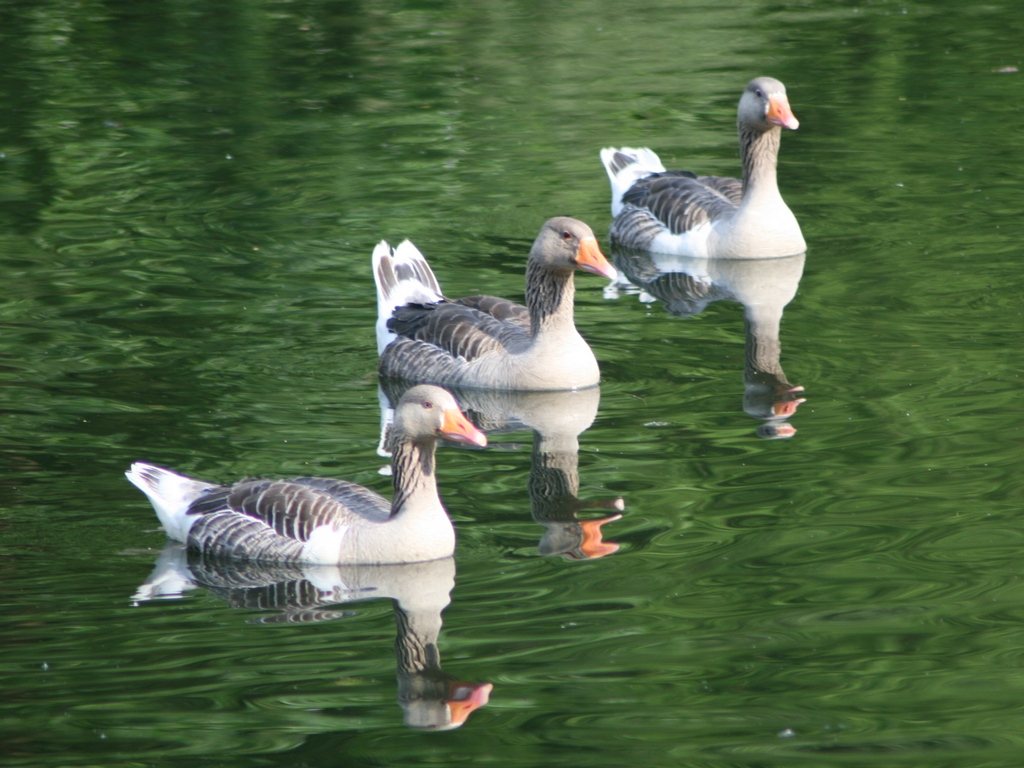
125, 462, 216, 543
599, 146, 666, 217
372, 239, 444, 355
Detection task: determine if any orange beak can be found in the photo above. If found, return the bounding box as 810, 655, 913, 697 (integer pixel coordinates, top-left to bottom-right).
446, 682, 493, 727
440, 407, 488, 447
766, 95, 800, 130
577, 513, 623, 559
575, 236, 618, 280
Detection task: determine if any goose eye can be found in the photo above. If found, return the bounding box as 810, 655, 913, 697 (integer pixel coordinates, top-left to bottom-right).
421, 400, 434, 410
561, 230, 573, 241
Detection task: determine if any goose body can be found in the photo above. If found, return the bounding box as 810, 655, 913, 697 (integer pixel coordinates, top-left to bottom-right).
125, 385, 487, 565
601, 77, 805, 259
374, 217, 617, 391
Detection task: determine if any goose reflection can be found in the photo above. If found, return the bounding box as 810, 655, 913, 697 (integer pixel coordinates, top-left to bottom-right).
606, 247, 806, 437
133, 543, 492, 730
379, 383, 622, 559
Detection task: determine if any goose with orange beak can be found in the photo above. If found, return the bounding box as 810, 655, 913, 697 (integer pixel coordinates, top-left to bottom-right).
126, 385, 486, 565
601, 77, 806, 259
374, 217, 616, 391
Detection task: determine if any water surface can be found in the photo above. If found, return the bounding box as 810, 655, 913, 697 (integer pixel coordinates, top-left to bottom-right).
2, 1, 1023, 766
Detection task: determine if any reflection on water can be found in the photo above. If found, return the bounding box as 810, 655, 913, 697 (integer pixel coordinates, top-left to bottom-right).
379, 383, 622, 559
134, 544, 492, 731
4, 0, 1024, 764
606, 247, 807, 438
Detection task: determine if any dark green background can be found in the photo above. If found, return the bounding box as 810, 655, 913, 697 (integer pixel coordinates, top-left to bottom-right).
2, 0, 1022, 766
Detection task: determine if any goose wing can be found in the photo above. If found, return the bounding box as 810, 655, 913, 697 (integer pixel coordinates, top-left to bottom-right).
454, 294, 531, 329
696, 175, 744, 207
620, 171, 741, 234
188, 478, 390, 542
386, 298, 531, 363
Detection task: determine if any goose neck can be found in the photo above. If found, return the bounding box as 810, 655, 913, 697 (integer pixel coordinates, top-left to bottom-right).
739, 124, 782, 199
388, 438, 439, 518
525, 259, 575, 336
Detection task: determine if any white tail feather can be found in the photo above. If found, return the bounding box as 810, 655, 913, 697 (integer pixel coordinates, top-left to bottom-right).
372, 239, 445, 355
600, 146, 666, 217
125, 462, 216, 543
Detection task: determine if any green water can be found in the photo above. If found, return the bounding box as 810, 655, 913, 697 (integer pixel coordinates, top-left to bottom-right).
2, 0, 1023, 765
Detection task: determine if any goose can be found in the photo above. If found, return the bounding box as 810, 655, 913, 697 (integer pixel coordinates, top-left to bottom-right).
601, 77, 805, 259
373, 217, 617, 391
125, 385, 487, 565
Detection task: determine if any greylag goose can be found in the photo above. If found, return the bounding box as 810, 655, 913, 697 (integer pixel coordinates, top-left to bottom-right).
134, 545, 493, 729
374, 217, 617, 391
125, 385, 487, 565
601, 77, 805, 259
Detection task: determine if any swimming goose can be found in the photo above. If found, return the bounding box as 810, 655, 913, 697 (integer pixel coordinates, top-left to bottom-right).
125, 385, 487, 565
374, 217, 617, 391
601, 77, 805, 259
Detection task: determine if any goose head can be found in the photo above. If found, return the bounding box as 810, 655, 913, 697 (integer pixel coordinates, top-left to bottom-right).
394, 385, 488, 448
739, 77, 799, 132
531, 217, 617, 280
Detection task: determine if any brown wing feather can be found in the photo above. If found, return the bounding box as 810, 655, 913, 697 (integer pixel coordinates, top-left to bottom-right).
620, 171, 741, 235
189, 478, 389, 541
386, 299, 530, 362
455, 295, 531, 328
696, 175, 743, 206
378, 336, 474, 383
